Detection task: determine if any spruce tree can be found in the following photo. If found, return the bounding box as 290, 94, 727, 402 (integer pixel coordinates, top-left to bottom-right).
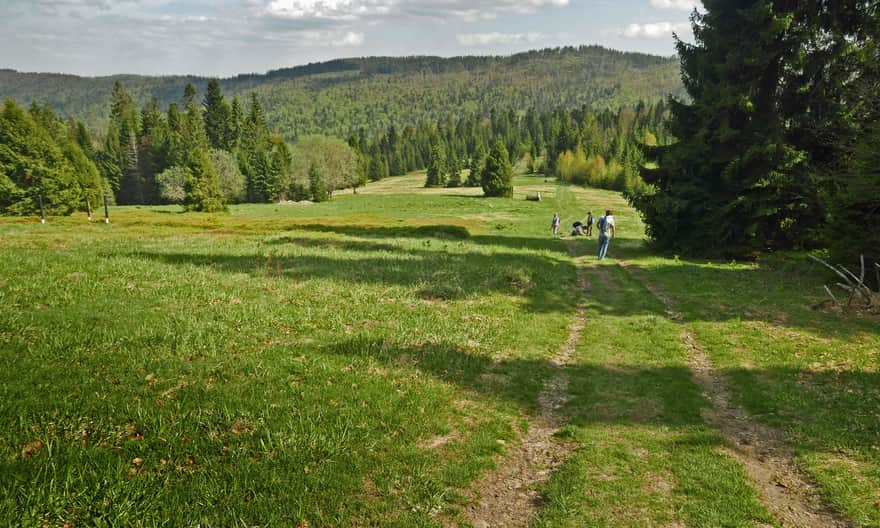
827, 123, 880, 284
466, 146, 486, 187
308, 162, 329, 202
632, 1, 814, 257
425, 142, 446, 187
446, 151, 461, 188
183, 146, 225, 212
203, 79, 232, 151
228, 96, 243, 151
481, 140, 513, 198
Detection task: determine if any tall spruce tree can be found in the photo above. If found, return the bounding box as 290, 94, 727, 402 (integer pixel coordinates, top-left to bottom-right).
425, 142, 446, 187
632, 1, 814, 257
481, 140, 513, 198
183, 146, 225, 212
203, 79, 232, 151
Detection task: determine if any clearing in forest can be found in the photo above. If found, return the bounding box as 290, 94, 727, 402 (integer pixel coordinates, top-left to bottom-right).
1, 174, 877, 527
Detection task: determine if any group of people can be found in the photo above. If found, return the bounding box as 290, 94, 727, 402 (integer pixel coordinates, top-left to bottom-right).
551, 210, 616, 260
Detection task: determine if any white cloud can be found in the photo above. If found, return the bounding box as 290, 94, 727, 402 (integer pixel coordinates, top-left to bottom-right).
649, 0, 700, 10
265, 0, 569, 21
457, 32, 545, 46
621, 21, 688, 39
332, 31, 365, 46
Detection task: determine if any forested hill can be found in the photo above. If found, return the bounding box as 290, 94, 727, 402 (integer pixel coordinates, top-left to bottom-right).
0, 46, 682, 140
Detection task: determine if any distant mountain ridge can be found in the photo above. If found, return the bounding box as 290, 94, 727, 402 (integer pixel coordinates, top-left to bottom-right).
0, 45, 683, 140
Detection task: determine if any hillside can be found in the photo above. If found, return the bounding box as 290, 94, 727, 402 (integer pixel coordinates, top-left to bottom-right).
0, 46, 683, 140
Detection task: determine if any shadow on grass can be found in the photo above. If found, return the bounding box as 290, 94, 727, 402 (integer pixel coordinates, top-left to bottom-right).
284, 223, 569, 254
326, 336, 880, 454
134, 223, 880, 337
135, 241, 578, 314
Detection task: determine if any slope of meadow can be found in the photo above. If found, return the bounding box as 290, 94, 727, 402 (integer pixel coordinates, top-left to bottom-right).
0, 176, 877, 527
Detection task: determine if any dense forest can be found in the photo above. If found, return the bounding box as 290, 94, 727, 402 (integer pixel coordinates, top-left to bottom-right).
0, 74, 669, 214
0, 46, 682, 141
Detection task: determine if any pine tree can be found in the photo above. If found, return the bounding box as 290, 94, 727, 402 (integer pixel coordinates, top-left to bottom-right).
425, 142, 446, 187
308, 162, 329, 202
228, 96, 243, 151
632, 1, 815, 257
467, 146, 486, 187
827, 123, 880, 285
203, 79, 232, 150
446, 150, 461, 187
481, 140, 513, 198
183, 146, 225, 212
0, 99, 83, 215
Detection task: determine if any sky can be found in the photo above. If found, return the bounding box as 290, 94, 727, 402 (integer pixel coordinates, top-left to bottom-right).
0, 0, 701, 77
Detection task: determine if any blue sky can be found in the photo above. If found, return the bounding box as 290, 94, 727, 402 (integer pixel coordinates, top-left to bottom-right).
0, 0, 700, 77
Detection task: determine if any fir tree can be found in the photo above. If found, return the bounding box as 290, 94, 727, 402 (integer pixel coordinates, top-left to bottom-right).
632, 1, 815, 257
308, 162, 329, 202
203, 79, 232, 150
425, 142, 446, 187
183, 146, 225, 212
481, 140, 513, 198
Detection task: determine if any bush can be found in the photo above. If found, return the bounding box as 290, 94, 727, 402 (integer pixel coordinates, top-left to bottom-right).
209, 149, 246, 203
156, 166, 186, 204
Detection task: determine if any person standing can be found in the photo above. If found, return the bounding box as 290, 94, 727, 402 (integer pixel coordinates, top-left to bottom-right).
551, 213, 561, 237
597, 209, 615, 260
586, 211, 595, 237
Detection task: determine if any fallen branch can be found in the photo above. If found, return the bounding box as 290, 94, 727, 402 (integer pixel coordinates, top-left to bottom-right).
812, 254, 879, 313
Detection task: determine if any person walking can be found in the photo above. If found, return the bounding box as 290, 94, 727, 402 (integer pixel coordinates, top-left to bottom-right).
586, 211, 595, 237
551, 213, 561, 237
597, 209, 615, 260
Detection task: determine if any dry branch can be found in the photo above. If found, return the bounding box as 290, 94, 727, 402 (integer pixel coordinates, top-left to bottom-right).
812, 254, 879, 313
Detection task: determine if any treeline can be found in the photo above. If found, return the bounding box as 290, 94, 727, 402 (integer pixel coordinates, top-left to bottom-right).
632, 0, 879, 268
348, 101, 669, 193
1, 75, 667, 214
94, 81, 366, 209
0, 46, 683, 140
0, 99, 105, 215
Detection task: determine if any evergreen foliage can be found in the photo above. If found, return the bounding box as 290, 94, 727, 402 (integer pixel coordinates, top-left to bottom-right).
631, 0, 878, 258
308, 163, 329, 202
425, 142, 446, 187
0, 99, 103, 215
0, 47, 684, 140
828, 123, 880, 280
183, 146, 225, 212
481, 140, 513, 198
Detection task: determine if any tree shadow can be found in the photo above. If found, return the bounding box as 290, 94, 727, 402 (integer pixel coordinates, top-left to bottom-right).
284, 223, 568, 254
325, 336, 880, 455
134, 241, 579, 314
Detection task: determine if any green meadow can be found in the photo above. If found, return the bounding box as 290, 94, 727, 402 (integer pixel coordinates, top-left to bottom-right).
1, 175, 878, 527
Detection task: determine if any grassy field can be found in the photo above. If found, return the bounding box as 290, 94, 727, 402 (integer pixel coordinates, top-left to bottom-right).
0, 175, 877, 527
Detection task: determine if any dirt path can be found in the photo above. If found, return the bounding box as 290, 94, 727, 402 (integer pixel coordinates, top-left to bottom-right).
461, 242, 588, 528
619, 261, 852, 528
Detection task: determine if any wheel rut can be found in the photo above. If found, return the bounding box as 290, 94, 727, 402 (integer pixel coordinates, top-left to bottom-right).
618, 261, 852, 528
461, 242, 588, 528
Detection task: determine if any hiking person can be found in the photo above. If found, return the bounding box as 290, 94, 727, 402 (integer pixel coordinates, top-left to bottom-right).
571, 221, 585, 236
551, 213, 561, 237
597, 209, 615, 260
586, 211, 595, 237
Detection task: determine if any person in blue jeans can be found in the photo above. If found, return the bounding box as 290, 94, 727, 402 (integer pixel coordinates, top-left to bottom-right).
597, 209, 615, 260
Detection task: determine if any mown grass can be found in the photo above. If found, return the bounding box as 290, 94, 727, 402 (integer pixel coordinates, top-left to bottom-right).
1, 174, 878, 527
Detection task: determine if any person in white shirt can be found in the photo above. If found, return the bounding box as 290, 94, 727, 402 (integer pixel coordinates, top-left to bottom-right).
597, 209, 615, 260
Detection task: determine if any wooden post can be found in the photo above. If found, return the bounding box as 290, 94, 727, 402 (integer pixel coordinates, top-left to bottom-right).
86, 196, 93, 222
38, 193, 46, 224
103, 192, 110, 224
